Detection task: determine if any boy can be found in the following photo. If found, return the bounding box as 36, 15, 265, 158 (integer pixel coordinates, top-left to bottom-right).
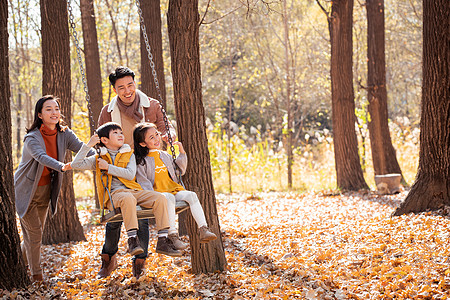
71, 122, 181, 260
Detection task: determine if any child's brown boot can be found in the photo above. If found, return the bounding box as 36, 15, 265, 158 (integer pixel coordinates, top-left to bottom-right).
168, 233, 188, 250
155, 237, 182, 257
127, 236, 144, 256
199, 226, 217, 243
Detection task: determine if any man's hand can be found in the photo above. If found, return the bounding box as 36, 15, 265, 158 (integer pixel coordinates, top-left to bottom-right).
173, 141, 185, 154
87, 134, 100, 148
97, 158, 109, 170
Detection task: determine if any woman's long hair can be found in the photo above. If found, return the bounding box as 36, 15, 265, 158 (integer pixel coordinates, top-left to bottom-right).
133, 122, 158, 165
26, 95, 66, 133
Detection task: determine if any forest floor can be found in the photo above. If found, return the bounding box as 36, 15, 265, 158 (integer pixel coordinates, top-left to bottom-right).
2, 191, 450, 299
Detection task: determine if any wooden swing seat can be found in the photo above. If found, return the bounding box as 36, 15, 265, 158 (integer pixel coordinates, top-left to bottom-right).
100, 199, 190, 224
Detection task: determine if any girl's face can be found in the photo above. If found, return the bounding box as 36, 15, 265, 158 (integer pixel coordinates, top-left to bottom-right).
140, 127, 161, 150
38, 99, 61, 129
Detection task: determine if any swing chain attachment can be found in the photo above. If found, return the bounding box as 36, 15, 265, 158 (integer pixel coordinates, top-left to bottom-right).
135, 0, 184, 186
67, 0, 96, 134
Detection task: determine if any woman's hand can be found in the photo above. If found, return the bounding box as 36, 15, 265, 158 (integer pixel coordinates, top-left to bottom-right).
173, 141, 185, 154
97, 158, 109, 170
62, 162, 72, 172
87, 134, 100, 148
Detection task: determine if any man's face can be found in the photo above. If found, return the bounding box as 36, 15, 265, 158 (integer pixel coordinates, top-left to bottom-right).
113, 76, 136, 105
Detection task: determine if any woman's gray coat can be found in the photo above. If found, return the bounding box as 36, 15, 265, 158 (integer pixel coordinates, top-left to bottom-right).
14, 127, 90, 218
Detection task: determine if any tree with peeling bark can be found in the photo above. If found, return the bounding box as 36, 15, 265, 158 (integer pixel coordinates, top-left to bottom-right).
40, 0, 86, 244
318, 0, 369, 191
366, 0, 405, 183
167, 0, 227, 273
0, 0, 30, 289
393, 0, 449, 216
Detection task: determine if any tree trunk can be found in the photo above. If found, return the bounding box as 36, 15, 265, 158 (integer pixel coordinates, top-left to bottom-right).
366, 0, 405, 183
80, 0, 103, 129
393, 0, 449, 216
0, 0, 30, 288
329, 0, 368, 191
139, 0, 167, 107
168, 0, 227, 273
40, 0, 86, 244
282, 0, 294, 189
80, 0, 102, 207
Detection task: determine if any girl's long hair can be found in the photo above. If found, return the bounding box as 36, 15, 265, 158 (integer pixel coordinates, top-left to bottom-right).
133, 122, 158, 165
26, 95, 66, 133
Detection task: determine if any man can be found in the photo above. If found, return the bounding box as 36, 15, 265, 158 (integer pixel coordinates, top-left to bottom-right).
97, 66, 177, 279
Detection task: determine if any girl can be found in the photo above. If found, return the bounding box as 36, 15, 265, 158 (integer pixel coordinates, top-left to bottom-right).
133, 123, 217, 250
14, 95, 92, 282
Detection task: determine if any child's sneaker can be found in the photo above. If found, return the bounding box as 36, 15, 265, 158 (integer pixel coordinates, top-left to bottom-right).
199, 226, 217, 243
155, 237, 182, 257
168, 233, 188, 250
127, 236, 144, 256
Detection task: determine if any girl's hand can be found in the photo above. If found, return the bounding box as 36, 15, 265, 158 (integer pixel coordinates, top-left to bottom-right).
173, 141, 185, 154
87, 134, 100, 148
62, 162, 72, 172
97, 158, 109, 170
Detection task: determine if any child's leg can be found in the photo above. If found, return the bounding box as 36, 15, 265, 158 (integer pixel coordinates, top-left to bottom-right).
110, 189, 138, 231
175, 190, 207, 228
162, 192, 177, 235
132, 190, 169, 231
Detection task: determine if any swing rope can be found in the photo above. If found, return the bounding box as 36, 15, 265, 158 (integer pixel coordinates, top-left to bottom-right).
135, 0, 185, 187
66, 0, 187, 223
67, 0, 96, 135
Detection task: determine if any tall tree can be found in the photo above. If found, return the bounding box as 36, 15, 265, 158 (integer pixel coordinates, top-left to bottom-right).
366, 0, 404, 182
319, 0, 369, 191
139, 0, 167, 108
80, 0, 103, 128
167, 0, 227, 273
394, 0, 449, 215
80, 0, 103, 207
40, 0, 86, 244
0, 0, 30, 288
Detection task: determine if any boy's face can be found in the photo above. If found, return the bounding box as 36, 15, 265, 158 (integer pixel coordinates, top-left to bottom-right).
101, 129, 124, 150
113, 76, 136, 105
140, 127, 161, 150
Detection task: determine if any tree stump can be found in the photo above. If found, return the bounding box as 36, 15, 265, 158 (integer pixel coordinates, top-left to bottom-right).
375, 173, 402, 194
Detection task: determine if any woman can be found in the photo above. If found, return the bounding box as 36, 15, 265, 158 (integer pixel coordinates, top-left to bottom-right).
14, 95, 92, 282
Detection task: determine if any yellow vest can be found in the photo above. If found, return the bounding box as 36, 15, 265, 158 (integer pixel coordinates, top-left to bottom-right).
95, 150, 142, 209
149, 151, 184, 194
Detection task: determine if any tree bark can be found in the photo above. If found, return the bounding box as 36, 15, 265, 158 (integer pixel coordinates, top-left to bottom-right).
80, 0, 102, 207
80, 0, 103, 129
0, 0, 30, 288
329, 0, 369, 191
40, 0, 86, 244
168, 0, 227, 273
366, 0, 405, 183
393, 0, 449, 215
139, 0, 167, 107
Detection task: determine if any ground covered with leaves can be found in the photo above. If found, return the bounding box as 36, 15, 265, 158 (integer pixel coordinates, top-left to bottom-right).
2, 191, 450, 299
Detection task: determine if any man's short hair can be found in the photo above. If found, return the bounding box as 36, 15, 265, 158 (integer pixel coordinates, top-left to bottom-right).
97, 122, 122, 147
109, 66, 135, 87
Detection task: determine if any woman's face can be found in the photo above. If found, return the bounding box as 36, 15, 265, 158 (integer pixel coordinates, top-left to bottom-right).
140, 127, 161, 150
38, 99, 61, 128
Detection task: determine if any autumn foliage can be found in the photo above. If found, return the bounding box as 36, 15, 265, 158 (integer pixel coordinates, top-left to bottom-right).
2, 191, 449, 299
